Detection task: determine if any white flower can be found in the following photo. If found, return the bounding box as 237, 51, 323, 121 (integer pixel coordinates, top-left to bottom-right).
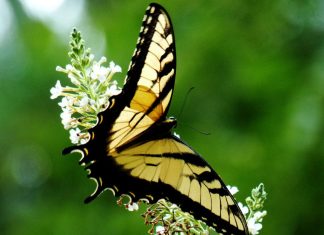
89, 53, 95, 61
68, 71, 81, 86
60, 108, 74, 129
91, 62, 110, 82
98, 56, 107, 64
50, 80, 63, 99
59, 97, 74, 108
65, 64, 73, 71
227, 185, 239, 195
247, 217, 262, 235
89, 99, 96, 106
156, 225, 166, 235
109, 61, 122, 73
105, 83, 121, 97
57, 64, 81, 85
254, 211, 267, 221
56, 64, 73, 73
98, 97, 108, 108
78, 96, 89, 107
238, 202, 249, 215
163, 213, 172, 220
69, 128, 81, 144
55, 66, 65, 72
126, 202, 139, 211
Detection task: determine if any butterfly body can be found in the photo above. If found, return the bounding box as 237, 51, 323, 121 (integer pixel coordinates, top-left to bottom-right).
64, 3, 249, 234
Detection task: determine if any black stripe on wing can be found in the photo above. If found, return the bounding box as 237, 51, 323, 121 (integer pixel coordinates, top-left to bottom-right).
63, 3, 176, 156
84, 135, 248, 235
121, 2, 176, 119
95, 3, 177, 151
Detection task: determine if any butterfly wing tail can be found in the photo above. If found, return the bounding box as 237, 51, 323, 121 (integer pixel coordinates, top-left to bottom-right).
62, 144, 91, 166
63, 143, 108, 204
62, 145, 78, 155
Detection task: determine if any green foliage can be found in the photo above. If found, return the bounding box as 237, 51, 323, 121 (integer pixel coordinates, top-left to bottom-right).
246, 184, 267, 212
69, 28, 92, 70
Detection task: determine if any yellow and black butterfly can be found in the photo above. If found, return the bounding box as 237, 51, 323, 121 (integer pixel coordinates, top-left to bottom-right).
63, 3, 249, 235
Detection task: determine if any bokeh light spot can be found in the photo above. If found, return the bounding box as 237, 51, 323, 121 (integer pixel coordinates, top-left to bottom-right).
0, 0, 14, 45
9, 145, 52, 188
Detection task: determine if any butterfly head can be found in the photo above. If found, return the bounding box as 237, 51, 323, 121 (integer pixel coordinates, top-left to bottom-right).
163, 116, 177, 130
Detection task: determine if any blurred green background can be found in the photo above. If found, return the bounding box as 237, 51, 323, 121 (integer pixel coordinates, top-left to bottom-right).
1, 0, 323, 234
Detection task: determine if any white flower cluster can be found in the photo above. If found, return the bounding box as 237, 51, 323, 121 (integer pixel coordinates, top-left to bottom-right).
143, 199, 210, 235
142, 185, 267, 235
247, 211, 267, 235
126, 202, 139, 212
227, 184, 267, 235
50, 54, 122, 144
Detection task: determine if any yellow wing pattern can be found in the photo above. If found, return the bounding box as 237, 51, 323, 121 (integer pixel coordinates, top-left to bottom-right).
99, 3, 175, 153
63, 3, 248, 235
113, 137, 247, 233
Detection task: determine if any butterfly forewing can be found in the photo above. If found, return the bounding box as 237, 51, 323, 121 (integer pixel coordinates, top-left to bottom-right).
63, 3, 248, 235
104, 3, 176, 152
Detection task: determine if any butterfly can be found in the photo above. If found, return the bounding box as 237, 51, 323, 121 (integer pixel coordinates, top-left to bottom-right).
63, 3, 249, 235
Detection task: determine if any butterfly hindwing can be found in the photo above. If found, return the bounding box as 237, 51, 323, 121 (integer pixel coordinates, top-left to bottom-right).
63, 3, 248, 235
113, 136, 248, 234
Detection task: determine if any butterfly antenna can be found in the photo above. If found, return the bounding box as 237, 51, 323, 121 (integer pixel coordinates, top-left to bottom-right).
178, 122, 211, 136
177, 87, 195, 119
176, 87, 211, 136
